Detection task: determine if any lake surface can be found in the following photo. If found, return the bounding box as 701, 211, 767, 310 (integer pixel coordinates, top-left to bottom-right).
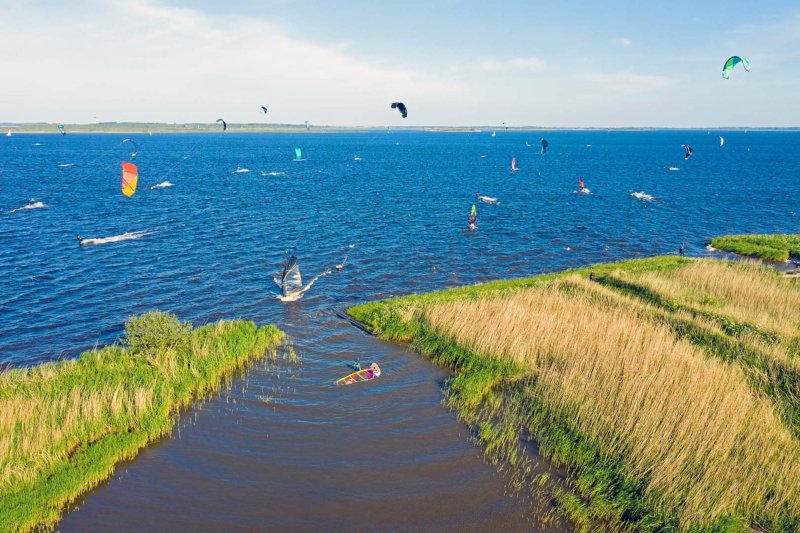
2, 130, 799, 530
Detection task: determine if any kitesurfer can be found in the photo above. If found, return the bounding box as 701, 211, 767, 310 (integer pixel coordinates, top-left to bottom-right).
76, 235, 84, 245
679, 242, 685, 256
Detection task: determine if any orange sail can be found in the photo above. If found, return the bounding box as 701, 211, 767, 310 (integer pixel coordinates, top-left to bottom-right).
121, 162, 138, 197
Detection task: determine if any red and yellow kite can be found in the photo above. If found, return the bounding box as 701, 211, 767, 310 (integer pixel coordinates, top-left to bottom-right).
121, 162, 138, 197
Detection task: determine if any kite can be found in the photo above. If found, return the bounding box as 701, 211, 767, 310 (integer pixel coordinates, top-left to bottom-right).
391, 102, 408, 118
722, 56, 751, 79
121, 162, 138, 197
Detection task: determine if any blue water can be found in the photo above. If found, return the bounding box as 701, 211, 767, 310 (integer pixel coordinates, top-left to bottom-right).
3, 130, 799, 530
2, 130, 798, 365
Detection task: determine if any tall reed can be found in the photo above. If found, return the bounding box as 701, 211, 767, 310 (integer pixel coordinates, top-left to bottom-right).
421, 276, 800, 527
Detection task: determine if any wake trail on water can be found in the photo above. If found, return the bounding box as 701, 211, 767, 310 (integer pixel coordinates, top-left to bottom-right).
79, 229, 159, 246
274, 269, 332, 302
150, 181, 174, 189
5, 200, 47, 214
630, 191, 656, 202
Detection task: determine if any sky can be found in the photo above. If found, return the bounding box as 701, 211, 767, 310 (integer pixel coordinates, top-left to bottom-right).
1, 0, 799, 127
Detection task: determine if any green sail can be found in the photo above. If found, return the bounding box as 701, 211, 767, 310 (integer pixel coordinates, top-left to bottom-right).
295, 148, 302, 160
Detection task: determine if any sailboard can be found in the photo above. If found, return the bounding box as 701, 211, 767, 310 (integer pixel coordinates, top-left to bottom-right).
468, 204, 478, 230
335, 364, 381, 385
576, 176, 591, 194
511, 157, 518, 172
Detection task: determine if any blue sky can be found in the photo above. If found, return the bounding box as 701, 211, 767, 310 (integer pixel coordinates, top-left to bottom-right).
1, 0, 798, 126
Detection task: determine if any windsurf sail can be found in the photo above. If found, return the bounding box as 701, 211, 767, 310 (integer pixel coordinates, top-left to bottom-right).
6, 129, 11, 137
579, 176, 585, 190
294, 148, 302, 160
121, 162, 138, 197
511, 157, 518, 171
469, 204, 477, 228
274, 254, 331, 301
278, 255, 303, 297
717, 135, 724, 147
57, 123, 66, 136
541, 138, 549, 154
305, 120, 310, 131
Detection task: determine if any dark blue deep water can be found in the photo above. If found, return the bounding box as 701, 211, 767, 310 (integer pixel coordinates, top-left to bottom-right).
2, 130, 799, 531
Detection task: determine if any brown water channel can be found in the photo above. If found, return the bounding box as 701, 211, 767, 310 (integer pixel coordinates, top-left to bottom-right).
60, 309, 565, 531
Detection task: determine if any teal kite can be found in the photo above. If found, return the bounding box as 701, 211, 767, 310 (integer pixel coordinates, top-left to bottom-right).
722, 56, 750, 79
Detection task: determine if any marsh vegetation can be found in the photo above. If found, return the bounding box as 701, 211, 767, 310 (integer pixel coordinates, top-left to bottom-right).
349, 257, 800, 531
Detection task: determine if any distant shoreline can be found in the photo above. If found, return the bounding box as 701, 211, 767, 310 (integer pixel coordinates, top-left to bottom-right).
3, 123, 800, 134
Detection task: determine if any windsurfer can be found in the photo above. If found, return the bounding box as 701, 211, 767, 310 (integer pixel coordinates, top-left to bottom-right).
365, 363, 381, 379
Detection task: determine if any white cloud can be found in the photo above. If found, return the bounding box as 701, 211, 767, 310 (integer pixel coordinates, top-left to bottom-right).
0, 1, 797, 127
0, 0, 459, 124
476, 57, 547, 71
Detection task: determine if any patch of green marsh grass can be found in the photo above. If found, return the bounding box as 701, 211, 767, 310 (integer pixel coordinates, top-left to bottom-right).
711, 234, 800, 262
0, 311, 283, 532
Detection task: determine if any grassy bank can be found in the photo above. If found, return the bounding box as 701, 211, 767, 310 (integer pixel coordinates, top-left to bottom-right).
710, 234, 800, 262
348, 257, 800, 531
0, 311, 284, 532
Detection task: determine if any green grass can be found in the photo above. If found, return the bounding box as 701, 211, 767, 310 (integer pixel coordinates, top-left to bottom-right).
347, 256, 800, 532
0, 311, 284, 533
710, 234, 800, 262
349, 256, 691, 337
